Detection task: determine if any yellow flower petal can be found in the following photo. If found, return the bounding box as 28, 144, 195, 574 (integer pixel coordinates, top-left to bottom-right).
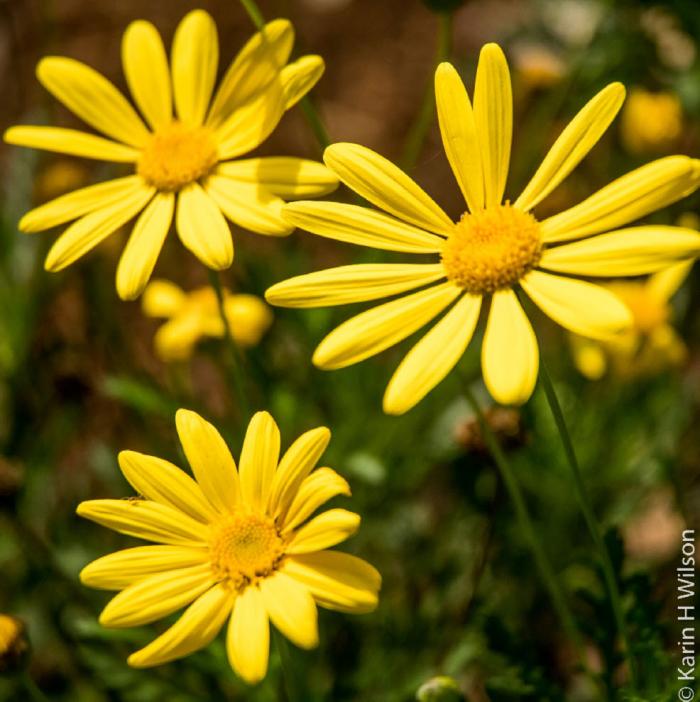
286, 509, 360, 555
434, 62, 484, 212
323, 143, 454, 236
280, 55, 324, 109
239, 411, 280, 511
4, 126, 139, 162
99, 564, 214, 628
268, 427, 331, 519
265, 263, 445, 308
539, 226, 700, 277
541, 156, 700, 243
207, 19, 294, 130
259, 572, 318, 649
36, 57, 149, 147
176, 183, 233, 270
80, 545, 209, 590
216, 157, 338, 199
116, 191, 174, 301
171, 10, 218, 126
473, 44, 512, 207
76, 499, 210, 545
154, 315, 203, 362
122, 20, 172, 130
142, 279, 186, 318
313, 282, 462, 370
283, 552, 381, 614
117, 450, 216, 524
205, 176, 292, 236
175, 409, 241, 514
282, 201, 444, 253
515, 83, 625, 212
129, 584, 233, 668
45, 184, 155, 272
383, 293, 481, 415
570, 335, 607, 380
19, 176, 144, 233
482, 290, 538, 405
227, 586, 269, 685
281, 468, 351, 533
521, 270, 632, 340
647, 259, 693, 303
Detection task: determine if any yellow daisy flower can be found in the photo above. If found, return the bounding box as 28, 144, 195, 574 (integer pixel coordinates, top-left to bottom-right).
142, 279, 273, 361
4, 11, 338, 300
621, 88, 683, 154
266, 44, 700, 414
78, 409, 380, 684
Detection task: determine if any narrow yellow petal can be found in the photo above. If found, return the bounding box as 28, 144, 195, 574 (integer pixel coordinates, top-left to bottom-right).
383, 293, 481, 415
282, 200, 444, 253
647, 259, 693, 303
154, 315, 203, 362
259, 573, 318, 649
116, 191, 174, 301
80, 545, 208, 590
434, 62, 484, 211
216, 157, 338, 199
286, 509, 360, 554
45, 185, 154, 272
227, 586, 269, 684
176, 183, 233, 270
239, 412, 280, 511
515, 83, 625, 212
171, 10, 218, 126
265, 263, 445, 308
37, 57, 149, 146
280, 55, 324, 109
4, 126, 139, 162
141, 279, 186, 318
205, 176, 292, 236
129, 585, 233, 668
473, 44, 512, 207
122, 20, 172, 130
570, 334, 607, 380
520, 270, 632, 340
313, 282, 462, 370
175, 409, 241, 514
539, 226, 700, 277
541, 156, 700, 243
283, 552, 381, 614
323, 143, 454, 236
99, 565, 214, 628
482, 290, 538, 405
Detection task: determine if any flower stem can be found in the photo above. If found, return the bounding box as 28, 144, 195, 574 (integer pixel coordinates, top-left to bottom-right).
401, 11, 453, 171
538, 361, 638, 688
462, 383, 586, 663
273, 630, 304, 702
208, 270, 251, 419
239, 0, 265, 28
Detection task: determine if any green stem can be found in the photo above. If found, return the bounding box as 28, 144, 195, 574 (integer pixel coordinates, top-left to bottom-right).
538, 361, 638, 688
239, 0, 265, 28
401, 11, 453, 171
273, 630, 304, 702
462, 384, 586, 663
208, 270, 252, 419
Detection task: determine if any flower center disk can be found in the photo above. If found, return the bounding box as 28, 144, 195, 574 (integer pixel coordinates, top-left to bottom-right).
209, 513, 284, 590
138, 122, 218, 191
441, 204, 542, 295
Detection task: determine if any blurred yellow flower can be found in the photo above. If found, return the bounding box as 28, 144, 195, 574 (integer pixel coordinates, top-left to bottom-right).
621, 88, 683, 153
570, 260, 692, 380
0, 614, 27, 672
142, 279, 273, 361
35, 160, 89, 201
78, 410, 380, 684
5, 11, 338, 300
267, 45, 700, 413
513, 44, 566, 88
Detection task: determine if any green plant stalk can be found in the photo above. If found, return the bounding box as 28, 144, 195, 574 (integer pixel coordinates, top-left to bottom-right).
462, 384, 586, 663
273, 629, 305, 702
401, 11, 453, 171
538, 361, 638, 688
237, 0, 331, 152
208, 270, 251, 419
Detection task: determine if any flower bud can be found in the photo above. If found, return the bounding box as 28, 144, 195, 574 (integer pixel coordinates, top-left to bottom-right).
416, 676, 464, 702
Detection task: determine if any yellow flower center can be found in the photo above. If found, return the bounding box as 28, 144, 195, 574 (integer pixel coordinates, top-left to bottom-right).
137, 122, 218, 191
209, 513, 285, 590
441, 204, 542, 295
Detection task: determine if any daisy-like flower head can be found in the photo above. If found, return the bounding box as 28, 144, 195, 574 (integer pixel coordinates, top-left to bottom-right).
5, 11, 339, 300
142, 279, 273, 361
266, 44, 700, 414
78, 410, 380, 684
